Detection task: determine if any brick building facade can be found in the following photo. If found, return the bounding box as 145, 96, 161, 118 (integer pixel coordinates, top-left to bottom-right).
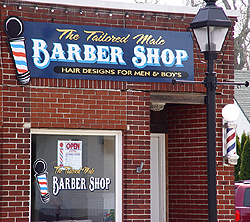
0, 0, 237, 221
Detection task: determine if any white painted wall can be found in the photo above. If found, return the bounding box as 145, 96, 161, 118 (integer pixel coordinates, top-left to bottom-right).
235, 100, 250, 138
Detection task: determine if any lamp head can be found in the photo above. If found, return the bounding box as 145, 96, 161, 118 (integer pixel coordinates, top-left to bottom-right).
222, 104, 239, 122
189, 0, 232, 58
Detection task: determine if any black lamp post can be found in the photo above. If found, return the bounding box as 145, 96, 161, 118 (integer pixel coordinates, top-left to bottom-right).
190, 1, 232, 221
172, 0, 249, 220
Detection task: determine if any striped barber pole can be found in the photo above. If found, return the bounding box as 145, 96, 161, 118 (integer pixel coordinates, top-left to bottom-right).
37, 174, 49, 196
226, 127, 236, 156
60, 148, 64, 166
3, 16, 31, 85
8, 38, 31, 85
33, 159, 50, 203
9, 38, 29, 74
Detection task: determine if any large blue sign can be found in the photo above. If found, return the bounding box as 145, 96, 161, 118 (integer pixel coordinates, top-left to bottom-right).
23, 21, 194, 83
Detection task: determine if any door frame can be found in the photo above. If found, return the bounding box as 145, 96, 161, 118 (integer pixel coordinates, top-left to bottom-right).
151, 133, 167, 222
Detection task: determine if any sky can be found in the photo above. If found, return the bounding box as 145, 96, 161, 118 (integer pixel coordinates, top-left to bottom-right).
100, 0, 186, 6
98, 0, 243, 9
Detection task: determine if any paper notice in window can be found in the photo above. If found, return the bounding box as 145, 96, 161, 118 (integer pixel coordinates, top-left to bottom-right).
58, 140, 82, 169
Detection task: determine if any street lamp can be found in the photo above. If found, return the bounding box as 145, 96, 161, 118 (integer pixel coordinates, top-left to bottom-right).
190, 1, 232, 221
171, 0, 249, 220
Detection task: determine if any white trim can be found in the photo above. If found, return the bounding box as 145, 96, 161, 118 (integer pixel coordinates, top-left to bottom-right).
31, 128, 122, 136
115, 129, 123, 222
20, 0, 239, 17
151, 133, 166, 222
30, 128, 123, 222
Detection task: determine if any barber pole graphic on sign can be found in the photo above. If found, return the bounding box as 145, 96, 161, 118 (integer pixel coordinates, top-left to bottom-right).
33, 159, 50, 203
9, 39, 29, 73
3, 16, 31, 85
59, 142, 64, 166
37, 174, 49, 196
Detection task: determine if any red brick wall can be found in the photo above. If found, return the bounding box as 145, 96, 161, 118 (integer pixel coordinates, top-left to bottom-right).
167, 104, 208, 221
0, 1, 236, 221
167, 103, 235, 222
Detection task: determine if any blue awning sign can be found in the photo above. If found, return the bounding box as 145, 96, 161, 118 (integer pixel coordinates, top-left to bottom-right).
23, 21, 194, 83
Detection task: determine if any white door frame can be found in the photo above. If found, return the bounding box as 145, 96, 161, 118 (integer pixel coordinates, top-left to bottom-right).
151, 133, 166, 222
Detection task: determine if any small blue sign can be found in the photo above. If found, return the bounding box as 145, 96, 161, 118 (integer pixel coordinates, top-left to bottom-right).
23, 21, 194, 83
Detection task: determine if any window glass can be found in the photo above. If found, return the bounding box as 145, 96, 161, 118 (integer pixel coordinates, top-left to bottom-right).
243, 187, 250, 207
31, 134, 115, 222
